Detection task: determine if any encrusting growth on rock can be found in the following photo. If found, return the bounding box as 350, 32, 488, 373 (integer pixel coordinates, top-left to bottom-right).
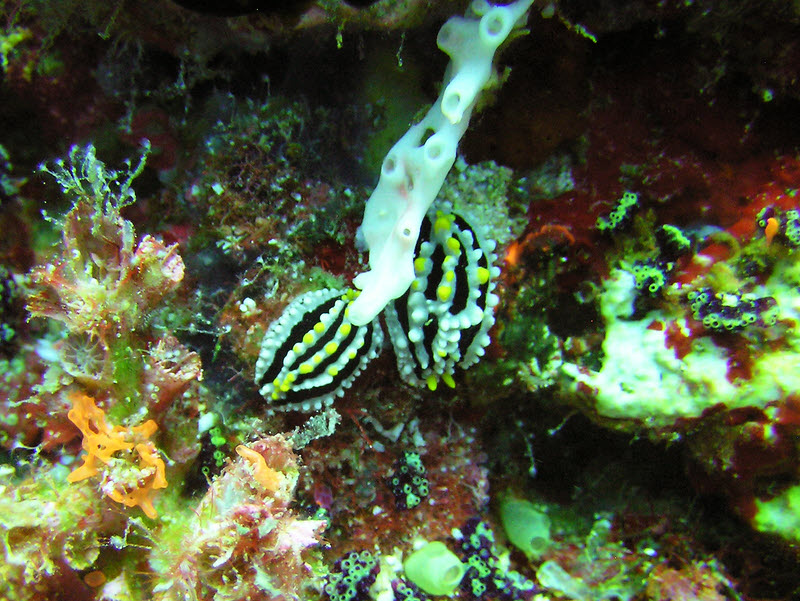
67, 392, 167, 519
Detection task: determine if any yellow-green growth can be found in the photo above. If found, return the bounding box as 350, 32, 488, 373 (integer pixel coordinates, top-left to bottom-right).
404, 541, 465, 596
754, 484, 800, 543
499, 497, 552, 559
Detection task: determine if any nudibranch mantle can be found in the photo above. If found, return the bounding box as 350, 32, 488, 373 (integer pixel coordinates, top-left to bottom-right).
385, 203, 500, 391
254, 288, 384, 412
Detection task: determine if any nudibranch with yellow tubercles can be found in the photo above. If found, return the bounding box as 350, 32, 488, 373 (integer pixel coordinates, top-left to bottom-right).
254, 288, 384, 412
384, 202, 500, 391
254, 203, 499, 409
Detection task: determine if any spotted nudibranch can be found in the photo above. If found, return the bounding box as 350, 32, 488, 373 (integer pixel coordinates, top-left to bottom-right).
384, 204, 500, 390
254, 288, 384, 412
254, 203, 499, 410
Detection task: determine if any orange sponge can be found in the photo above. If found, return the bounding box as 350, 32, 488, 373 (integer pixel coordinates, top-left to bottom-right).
67, 392, 167, 518
67, 392, 133, 481
235, 444, 282, 493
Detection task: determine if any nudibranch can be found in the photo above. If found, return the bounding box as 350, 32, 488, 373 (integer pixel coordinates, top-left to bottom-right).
254, 288, 383, 412
254, 204, 499, 410
384, 203, 500, 391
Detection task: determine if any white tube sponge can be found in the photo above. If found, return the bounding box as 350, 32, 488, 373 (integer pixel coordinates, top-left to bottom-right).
350, 97, 464, 326
438, 0, 533, 124
348, 0, 534, 326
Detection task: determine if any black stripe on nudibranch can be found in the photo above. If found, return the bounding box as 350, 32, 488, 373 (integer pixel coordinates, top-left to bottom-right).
385, 203, 499, 391
255, 288, 384, 412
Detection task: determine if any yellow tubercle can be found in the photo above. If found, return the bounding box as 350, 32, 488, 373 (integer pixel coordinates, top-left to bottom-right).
434, 214, 452, 235
426, 375, 438, 391
445, 237, 461, 254
476, 267, 490, 284
437, 284, 453, 302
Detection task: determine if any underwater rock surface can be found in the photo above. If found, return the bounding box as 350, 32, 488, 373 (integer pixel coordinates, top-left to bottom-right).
0, 1, 799, 600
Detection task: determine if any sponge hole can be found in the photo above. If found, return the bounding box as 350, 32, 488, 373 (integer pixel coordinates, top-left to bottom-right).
425, 137, 444, 162
383, 155, 397, 175
481, 9, 508, 39
420, 127, 436, 145
443, 91, 462, 117
437, 23, 459, 52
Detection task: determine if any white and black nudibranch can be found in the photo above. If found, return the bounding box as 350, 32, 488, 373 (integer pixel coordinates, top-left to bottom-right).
254, 288, 384, 412
385, 203, 500, 390
254, 204, 499, 410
